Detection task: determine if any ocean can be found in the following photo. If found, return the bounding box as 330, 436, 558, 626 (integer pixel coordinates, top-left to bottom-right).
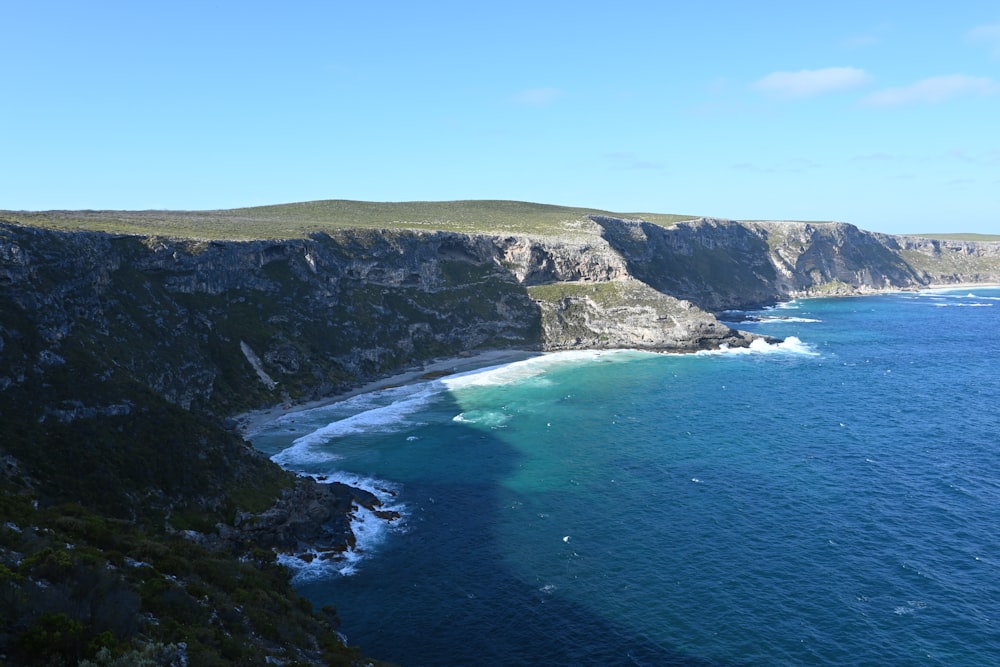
249, 287, 1000, 666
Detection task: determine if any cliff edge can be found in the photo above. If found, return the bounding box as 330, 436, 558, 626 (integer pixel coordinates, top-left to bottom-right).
1, 202, 998, 663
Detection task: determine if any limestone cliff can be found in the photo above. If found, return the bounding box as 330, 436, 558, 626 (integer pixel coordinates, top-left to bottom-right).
590, 216, 992, 311
2, 204, 999, 663
3, 214, 998, 416
528, 280, 760, 351
0, 222, 760, 418
894, 235, 1000, 285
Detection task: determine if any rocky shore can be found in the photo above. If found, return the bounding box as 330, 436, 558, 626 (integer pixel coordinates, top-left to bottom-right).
3, 205, 1000, 663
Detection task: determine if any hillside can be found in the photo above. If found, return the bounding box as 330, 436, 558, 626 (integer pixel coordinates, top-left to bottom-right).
0, 200, 696, 241
2, 200, 999, 664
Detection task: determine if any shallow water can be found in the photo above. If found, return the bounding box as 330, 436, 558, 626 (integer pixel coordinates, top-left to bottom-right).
252, 288, 1000, 665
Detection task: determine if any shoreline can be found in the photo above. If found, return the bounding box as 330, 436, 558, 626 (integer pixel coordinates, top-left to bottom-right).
778, 281, 1000, 305
920, 281, 1000, 291
235, 348, 541, 438
236, 282, 1000, 437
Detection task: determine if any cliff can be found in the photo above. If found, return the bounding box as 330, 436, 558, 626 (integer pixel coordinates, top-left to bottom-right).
894, 235, 1000, 285
0, 222, 771, 416
1, 202, 998, 664
592, 216, 999, 310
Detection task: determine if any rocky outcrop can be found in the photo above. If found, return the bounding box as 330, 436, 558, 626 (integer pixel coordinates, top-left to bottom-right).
3, 215, 998, 416
2, 213, 998, 546
3, 205, 998, 664
895, 235, 1000, 285
747, 221, 924, 299
0, 222, 763, 417
591, 216, 949, 310
592, 216, 781, 310
529, 280, 763, 351
221, 477, 396, 558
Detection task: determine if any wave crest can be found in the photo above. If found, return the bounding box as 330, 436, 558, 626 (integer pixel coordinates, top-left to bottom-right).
696, 336, 818, 357
278, 473, 405, 580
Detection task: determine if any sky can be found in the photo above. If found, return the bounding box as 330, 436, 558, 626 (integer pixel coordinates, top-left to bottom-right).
2, 1, 999, 234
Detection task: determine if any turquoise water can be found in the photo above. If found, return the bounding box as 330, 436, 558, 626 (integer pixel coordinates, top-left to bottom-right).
251, 288, 1000, 666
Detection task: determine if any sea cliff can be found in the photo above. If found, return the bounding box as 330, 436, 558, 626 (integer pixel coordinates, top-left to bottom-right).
2, 202, 999, 664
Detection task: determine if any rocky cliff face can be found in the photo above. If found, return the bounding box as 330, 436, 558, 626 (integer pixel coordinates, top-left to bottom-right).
528, 280, 762, 351
590, 216, 972, 310
0, 222, 762, 418
894, 235, 1000, 285
2, 210, 998, 663
3, 216, 998, 415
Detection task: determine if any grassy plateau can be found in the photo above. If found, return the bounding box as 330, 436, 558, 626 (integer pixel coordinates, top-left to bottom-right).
0, 200, 697, 240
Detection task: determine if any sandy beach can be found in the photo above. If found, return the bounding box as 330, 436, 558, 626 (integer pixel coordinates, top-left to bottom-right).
235, 348, 540, 438
235, 282, 1000, 437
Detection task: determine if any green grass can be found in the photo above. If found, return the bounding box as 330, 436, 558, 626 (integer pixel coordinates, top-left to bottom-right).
0, 199, 698, 240
4, 200, 995, 242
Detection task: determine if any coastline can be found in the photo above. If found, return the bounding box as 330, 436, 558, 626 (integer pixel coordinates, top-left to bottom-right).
920, 281, 1000, 291
236, 282, 1000, 437
235, 348, 541, 438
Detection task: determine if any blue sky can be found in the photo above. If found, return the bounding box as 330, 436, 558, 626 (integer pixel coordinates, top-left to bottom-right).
2, 1, 998, 234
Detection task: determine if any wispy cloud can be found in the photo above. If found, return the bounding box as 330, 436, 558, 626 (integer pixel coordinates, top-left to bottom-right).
946, 148, 1000, 165
862, 75, 1000, 106
510, 87, 564, 106
968, 23, 1000, 57
751, 67, 872, 98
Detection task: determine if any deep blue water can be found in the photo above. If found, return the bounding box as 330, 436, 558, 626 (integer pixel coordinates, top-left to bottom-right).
251, 288, 1000, 666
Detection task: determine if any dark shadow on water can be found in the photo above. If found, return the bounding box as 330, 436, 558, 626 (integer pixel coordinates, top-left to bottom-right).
294, 391, 743, 667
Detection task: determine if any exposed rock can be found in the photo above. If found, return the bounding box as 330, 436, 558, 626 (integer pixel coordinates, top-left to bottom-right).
530, 280, 765, 351
2, 213, 998, 553
2, 216, 998, 418
2, 207, 998, 665
241, 340, 278, 389
591, 216, 940, 310
226, 478, 360, 554
895, 235, 1000, 285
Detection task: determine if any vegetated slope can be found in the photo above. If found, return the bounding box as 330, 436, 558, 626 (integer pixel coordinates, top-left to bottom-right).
894, 235, 1000, 285
2, 200, 999, 665
0, 199, 696, 240
0, 226, 402, 665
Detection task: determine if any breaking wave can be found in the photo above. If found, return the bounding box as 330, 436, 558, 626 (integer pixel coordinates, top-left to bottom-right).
441, 350, 648, 392
277, 472, 406, 580
753, 316, 822, 324
695, 335, 818, 357
271, 384, 444, 466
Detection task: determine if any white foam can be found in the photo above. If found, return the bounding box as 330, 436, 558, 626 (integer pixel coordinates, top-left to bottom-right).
932, 302, 993, 307
893, 600, 927, 615
919, 286, 1000, 297
754, 316, 822, 324
277, 473, 405, 581
270, 442, 342, 467
309, 470, 400, 497
271, 383, 444, 466
452, 409, 511, 428
270, 352, 654, 464
695, 335, 819, 357
440, 350, 650, 392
